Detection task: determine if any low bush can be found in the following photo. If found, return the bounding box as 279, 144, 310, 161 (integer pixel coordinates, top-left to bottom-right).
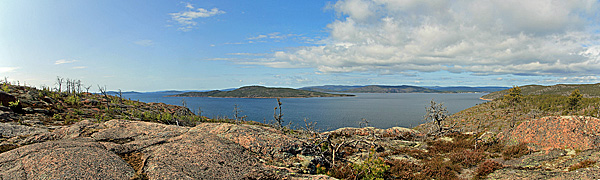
568, 160, 596, 171
421, 158, 460, 180
449, 149, 486, 168
502, 142, 530, 160
474, 160, 503, 179
387, 159, 424, 179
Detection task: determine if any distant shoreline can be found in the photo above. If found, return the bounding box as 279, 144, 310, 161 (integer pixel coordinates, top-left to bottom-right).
164, 96, 345, 98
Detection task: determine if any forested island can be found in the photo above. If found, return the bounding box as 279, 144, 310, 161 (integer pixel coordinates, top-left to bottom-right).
168, 86, 354, 98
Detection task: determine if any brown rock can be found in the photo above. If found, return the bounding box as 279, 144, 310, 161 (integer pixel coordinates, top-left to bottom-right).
0, 122, 48, 138
501, 116, 600, 151
0, 92, 16, 107
0, 139, 135, 179
192, 123, 303, 161
144, 130, 278, 179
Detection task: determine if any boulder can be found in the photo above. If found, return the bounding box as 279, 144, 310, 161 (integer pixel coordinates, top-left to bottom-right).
0, 92, 16, 107
0, 139, 135, 179
144, 127, 280, 179
191, 123, 304, 161
0, 122, 48, 138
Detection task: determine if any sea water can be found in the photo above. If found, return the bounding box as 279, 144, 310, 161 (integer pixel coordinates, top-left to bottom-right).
122, 92, 486, 130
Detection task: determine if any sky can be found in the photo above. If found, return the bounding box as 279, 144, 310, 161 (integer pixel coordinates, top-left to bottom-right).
2, 0, 600, 91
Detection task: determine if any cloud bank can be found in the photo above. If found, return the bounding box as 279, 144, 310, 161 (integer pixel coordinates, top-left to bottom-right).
54, 59, 78, 65
256, 0, 600, 78
170, 3, 225, 31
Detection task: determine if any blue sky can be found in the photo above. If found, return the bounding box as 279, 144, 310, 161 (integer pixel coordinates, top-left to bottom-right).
2, 0, 600, 91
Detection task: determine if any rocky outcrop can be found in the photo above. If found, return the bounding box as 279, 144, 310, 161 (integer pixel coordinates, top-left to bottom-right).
0, 139, 135, 179
0, 119, 297, 179
500, 116, 600, 151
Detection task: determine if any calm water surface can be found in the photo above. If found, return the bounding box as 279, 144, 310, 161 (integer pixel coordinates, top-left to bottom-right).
122, 93, 486, 130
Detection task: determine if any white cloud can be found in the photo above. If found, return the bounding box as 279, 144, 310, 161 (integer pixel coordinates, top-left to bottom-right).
55, 59, 78, 65
72, 66, 87, 69
134, 40, 154, 47
170, 3, 225, 31
243, 0, 600, 78
0, 67, 19, 73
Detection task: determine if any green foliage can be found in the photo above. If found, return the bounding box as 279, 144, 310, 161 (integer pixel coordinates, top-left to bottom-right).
1, 84, 10, 92
504, 86, 522, 105
352, 150, 390, 180
65, 95, 81, 106
53, 113, 63, 121
8, 100, 19, 107
568, 89, 583, 111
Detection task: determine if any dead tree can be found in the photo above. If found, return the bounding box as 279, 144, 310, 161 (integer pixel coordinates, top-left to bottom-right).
56, 76, 64, 92
425, 99, 449, 133
274, 98, 284, 129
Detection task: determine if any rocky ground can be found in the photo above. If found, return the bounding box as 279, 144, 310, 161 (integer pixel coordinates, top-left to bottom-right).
1, 83, 599, 179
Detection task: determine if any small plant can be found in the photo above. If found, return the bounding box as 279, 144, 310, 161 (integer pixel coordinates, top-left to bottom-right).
568, 160, 596, 171
53, 113, 63, 121
352, 149, 390, 180
65, 95, 81, 106
1, 84, 9, 92
474, 160, 503, 179
8, 100, 19, 107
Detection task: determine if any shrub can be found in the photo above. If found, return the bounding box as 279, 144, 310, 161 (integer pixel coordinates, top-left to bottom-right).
421, 158, 460, 180
387, 159, 424, 179
1, 84, 10, 92
568, 160, 596, 171
474, 160, 503, 179
65, 95, 81, 106
449, 149, 486, 168
352, 150, 390, 180
502, 142, 530, 160
326, 163, 357, 179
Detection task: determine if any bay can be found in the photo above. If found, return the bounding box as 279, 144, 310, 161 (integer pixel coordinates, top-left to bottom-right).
121, 93, 487, 131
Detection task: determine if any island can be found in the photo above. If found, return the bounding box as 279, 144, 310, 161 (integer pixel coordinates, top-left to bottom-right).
167, 85, 355, 98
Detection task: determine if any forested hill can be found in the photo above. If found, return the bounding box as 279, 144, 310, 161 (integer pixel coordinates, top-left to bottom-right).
168, 86, 354, 98
481, 83, 600, 100
301, 85, 508, 93
342, 85, 441, 93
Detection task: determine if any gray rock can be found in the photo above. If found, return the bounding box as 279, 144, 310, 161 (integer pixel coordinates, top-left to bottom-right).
191, 123, 304, 163
0, 139, 135, 179
144, 130, 278, 179
92, 119, 189, 142
0, 122, 48, 138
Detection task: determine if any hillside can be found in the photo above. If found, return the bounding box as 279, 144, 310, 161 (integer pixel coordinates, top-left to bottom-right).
299, 85, 365, 92
169, 86, 354, 98
425, 86, 508, 93
482, 83, 600, 100
343, 85, 441, 93
302, 85, 508, 93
